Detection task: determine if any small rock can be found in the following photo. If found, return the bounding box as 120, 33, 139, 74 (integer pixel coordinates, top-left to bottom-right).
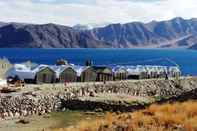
89, 91, 95, 97
16, 119, 30, 124
95, 108, 103, 112
43, 114, 51, 119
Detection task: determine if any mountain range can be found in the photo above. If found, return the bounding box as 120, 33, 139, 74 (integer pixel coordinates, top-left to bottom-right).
1, 17, 197, 49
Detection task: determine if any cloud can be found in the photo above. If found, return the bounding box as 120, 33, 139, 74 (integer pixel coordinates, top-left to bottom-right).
0, 0, 196, 26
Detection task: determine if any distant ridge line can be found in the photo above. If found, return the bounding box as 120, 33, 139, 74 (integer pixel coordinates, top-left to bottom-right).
0, 17, 197, 49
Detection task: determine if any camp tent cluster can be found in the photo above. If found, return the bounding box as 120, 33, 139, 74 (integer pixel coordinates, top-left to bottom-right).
5, 63, 181, 84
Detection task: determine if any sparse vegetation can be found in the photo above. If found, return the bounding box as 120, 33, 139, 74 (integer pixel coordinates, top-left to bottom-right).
154, 95, 167, 101
55, 100, 197, 131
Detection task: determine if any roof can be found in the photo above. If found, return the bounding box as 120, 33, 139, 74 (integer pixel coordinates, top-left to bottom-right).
6, 64, 53, 80
5, 63, 181, 80
50, 65, 75, 78
6, 64, 36, 80
125, 65, 169, 75
21, 61, 38, 69
73, 66, 91, 76
169, 66, 181, 72
125, 66, 141, 75
145, 65, 168, 74
92, 66, 112, 73
31, 64, 52, 73
112, 66, 127, 73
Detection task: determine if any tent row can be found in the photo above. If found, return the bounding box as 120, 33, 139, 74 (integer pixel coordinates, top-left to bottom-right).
6, 64, 76, 84
5, 64, 181, 84
124, 65, 181, 79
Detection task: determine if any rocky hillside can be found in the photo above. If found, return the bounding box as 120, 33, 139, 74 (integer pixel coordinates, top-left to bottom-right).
87, 17, 197, 48
1, 17, 197, 48
0, 23, 110, 48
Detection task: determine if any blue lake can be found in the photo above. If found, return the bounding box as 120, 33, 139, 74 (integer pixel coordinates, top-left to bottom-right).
0, 48, 196, 76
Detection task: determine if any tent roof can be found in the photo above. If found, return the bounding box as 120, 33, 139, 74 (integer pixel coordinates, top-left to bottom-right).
50, 65, 75, 78
6, 64, 36, 79
112, 66, 127, 73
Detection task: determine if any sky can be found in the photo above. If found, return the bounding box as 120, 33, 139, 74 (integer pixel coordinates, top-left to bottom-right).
0, 0, 197, 26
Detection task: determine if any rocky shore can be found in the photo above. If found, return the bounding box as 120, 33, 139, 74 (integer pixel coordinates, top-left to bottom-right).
0, 77, 197, 120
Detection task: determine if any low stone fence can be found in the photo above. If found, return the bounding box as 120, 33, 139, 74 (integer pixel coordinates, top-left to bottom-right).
62, 78, 197, 112
67, 77, 197, 98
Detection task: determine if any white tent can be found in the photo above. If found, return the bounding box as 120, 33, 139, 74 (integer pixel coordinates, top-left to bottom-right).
126, 66, 141, 76
5, 64, 52, 80
6, 64, 36, 80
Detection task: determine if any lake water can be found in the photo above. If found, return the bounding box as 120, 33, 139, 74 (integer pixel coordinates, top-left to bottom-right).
0, 48, 196, 76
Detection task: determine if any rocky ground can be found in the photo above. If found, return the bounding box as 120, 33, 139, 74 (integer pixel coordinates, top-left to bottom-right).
0, 77, 196, 121
0, 111, 104, 131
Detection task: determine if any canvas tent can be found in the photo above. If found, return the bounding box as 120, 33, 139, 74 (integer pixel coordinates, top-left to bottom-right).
169, 66, 181, 77
6, 64, 36, 80
51, 65, 77, 83
33, 65, 56, 84
92, 66, 113, 82
112, 66, 127, 80
74, 66, 97, 82
6, 64, 56, 84
126, 66, 142, 79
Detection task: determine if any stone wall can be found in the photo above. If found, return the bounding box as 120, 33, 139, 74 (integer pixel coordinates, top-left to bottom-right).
67, 77, 197, 98
0, 92, 67, 120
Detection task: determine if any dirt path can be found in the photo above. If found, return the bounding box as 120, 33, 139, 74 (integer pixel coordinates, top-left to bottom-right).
0, 111, 104, 131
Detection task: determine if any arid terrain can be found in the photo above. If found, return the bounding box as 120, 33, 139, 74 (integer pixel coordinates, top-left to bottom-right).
1, 77, 197, 131
58, 100, 197, 131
